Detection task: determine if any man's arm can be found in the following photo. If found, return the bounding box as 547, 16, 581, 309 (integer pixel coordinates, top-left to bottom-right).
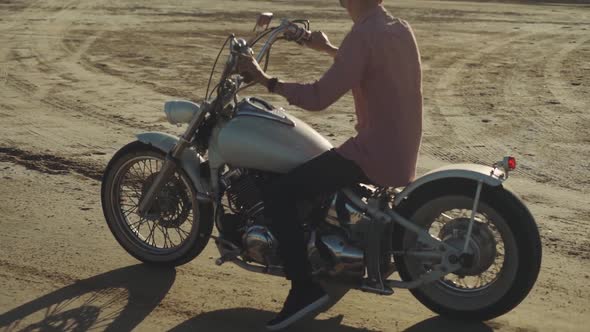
275, 30, 367, 111
250, 31, 339, 88
238, 29, 366, 111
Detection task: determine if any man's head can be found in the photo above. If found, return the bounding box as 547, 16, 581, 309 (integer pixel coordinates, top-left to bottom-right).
339, 0, 382, 22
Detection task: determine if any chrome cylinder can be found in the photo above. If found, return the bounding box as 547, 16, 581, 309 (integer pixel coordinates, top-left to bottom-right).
242, 225, 281, 266
319, 234, 365, 278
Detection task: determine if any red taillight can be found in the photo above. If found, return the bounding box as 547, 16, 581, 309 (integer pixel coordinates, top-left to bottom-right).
507, 157, 516, 170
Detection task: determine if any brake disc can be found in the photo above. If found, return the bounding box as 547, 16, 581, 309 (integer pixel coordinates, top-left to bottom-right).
140, 173, 191, 228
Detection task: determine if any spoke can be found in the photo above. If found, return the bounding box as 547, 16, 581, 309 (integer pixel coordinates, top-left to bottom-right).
121, 186, 141, 193
163, 227, 172, 247
177, 226, 191, 238
145, 221, 157, 246
122, 196, 139, 207
441, 213, 454, 221
459, 277, 468, 288
120, 202, 138, 208
175, 227, 186, 243
163, 227, 173, 248
129, 163, 144, 181
135, 218, 147, 236
130, 216, 149, 231
121, 191, 139, 203
141, 159, 149, 178
121, 205, 137, 217
133, 161, 145, 179
148, 158, 154, 175
122, 185, 142, 198
155, 223, 168, 248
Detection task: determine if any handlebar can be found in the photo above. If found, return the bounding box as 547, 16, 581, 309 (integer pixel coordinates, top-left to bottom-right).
205, 18, 311, 107
253, 18, 310, 62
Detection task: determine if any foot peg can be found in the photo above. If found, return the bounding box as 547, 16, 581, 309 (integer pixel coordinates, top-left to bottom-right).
215, 257, 227, 266
213, 234, 241, 266
215, 250, 241, 266
360, 278, 394, 295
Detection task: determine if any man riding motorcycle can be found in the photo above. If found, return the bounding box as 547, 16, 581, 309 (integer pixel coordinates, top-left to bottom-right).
237, 0, 423, 329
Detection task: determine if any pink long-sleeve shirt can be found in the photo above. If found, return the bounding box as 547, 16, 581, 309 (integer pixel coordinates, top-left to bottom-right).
278, 5, 423, 187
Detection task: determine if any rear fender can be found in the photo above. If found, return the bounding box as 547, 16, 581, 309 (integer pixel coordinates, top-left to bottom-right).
136, 132, 210, 197
393, 164, 506, 206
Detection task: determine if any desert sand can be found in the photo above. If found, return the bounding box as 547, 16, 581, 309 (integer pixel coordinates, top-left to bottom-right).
0, 0, 589, 331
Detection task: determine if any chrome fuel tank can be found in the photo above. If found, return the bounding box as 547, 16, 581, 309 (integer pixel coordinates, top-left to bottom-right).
211, 97, 332, 173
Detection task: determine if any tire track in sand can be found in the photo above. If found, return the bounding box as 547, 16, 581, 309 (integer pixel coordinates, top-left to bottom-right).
426, 26, 589, 191
425, 31, 535, 163
0, 146, 103, 180
544, 36, 590, 117
1, 1, 155, 131
0, 0, 175, 165
498, 34, 590, 191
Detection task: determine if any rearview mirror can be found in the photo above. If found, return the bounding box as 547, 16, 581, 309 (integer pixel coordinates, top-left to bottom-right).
254, 12, 273, 32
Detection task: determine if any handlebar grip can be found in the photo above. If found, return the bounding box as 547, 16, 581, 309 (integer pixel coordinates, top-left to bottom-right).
298, 30, 311, 44
285, 24, 311, 44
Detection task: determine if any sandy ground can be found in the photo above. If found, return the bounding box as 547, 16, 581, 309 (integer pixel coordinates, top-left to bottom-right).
0, 0, 589, 331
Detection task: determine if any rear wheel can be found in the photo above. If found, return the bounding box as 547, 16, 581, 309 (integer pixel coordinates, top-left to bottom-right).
101, 141, 213, 266
393, 180, 541, 321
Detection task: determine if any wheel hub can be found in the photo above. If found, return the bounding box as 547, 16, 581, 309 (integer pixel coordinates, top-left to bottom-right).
439, 218, 497, 276
140, 173, 190, 228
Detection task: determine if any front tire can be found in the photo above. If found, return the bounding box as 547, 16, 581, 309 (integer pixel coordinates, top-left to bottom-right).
101, 141, 213, 267
393, 179, 542, 321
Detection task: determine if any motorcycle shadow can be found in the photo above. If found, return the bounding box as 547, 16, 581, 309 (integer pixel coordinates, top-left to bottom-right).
404, 316, 494, 332
169, 308, 494, 332
0, 263, 493, 332
0, 264, 176, 331
169, 308, 378, 332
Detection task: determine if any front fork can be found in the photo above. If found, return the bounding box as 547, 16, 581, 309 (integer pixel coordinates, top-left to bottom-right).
137, 103, 210, 216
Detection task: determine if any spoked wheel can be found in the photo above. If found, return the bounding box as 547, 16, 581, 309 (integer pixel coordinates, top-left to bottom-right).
394, 180, 541, 321
101, 141, 213, 266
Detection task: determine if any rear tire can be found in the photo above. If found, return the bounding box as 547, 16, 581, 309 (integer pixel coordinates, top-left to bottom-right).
393, 179, 542, 321
101, 141, 213, 267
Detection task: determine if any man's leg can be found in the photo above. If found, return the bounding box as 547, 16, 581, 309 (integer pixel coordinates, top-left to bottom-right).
263, 149, 367, 330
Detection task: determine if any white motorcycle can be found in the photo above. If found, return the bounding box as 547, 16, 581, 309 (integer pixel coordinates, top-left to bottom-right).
101, 13, 541, 321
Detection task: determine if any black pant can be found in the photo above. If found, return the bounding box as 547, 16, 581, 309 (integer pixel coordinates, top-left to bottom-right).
263, 149, 368, 282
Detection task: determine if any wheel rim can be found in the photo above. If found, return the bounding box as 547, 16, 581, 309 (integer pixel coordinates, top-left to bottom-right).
402, 195, 519, 310
111, 156, 197, 254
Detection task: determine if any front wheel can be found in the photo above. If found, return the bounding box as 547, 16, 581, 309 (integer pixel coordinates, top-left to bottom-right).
101, 141, 213, 266
393, 179, 542, 321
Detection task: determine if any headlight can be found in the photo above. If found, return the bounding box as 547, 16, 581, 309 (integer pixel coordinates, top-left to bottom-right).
164, 100, 201, 125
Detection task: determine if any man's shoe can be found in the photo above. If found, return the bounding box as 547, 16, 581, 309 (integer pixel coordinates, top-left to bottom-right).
266, 284, 329, 331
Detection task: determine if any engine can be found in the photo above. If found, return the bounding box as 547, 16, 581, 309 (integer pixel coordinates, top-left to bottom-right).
219, 169, 281, 266
224, 168, 266, 222
219, 168, 366, 278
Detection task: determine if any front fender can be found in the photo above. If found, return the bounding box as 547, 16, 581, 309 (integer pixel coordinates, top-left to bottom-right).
393, 163, 505, 206
136, 132, 210, 197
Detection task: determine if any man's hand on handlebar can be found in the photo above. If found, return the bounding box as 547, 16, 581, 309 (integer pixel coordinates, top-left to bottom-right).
303, 31, 338, 58
284, 24, 338, 58
237, 54, 271, 87
235, 25, 338, 89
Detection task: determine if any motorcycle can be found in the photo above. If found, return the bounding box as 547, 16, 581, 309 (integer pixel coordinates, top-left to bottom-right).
101, 13, 542, 322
